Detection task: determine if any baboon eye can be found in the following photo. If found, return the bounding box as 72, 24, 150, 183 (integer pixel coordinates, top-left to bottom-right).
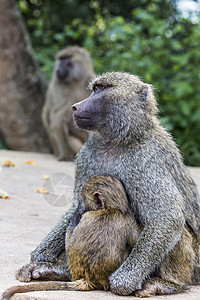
59, 55, 72, 60
93, 85, 107, 93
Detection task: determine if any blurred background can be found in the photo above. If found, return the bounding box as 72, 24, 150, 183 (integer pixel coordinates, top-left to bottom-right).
0, 0, 199, 166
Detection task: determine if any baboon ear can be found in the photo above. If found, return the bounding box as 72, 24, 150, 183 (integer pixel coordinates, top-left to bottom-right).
93, 192, 104, 209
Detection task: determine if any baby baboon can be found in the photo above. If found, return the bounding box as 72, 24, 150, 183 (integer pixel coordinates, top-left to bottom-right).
16, 72, 200, 296
1, 175, 139, 299
42, 46, 94, 160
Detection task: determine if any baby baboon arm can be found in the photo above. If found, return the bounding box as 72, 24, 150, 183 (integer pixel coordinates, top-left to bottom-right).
110, 176, 185, 295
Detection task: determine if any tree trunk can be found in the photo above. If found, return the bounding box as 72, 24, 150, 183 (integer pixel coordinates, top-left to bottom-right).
0, 0, 51, 152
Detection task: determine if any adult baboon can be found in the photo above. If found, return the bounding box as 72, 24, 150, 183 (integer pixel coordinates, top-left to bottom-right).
42, 46, 94, 160
16, 72, 200, 296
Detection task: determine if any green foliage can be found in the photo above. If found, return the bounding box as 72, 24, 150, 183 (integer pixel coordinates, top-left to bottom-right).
18, 0, 200, 166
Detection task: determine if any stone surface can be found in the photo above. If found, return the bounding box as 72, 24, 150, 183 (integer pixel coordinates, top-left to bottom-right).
0, 150, 200, 300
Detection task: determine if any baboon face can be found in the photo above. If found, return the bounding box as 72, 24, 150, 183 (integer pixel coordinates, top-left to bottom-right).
55, 47, 92, 83
72, 72, 158, 139
72, 85, 111, 130
56, 56, 74, 81
56, 55, 85, 82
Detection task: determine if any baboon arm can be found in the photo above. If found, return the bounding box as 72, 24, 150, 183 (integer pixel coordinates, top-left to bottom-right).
110, 215, 184, 295
110, 173, 185, 295
31, 200, 79, 262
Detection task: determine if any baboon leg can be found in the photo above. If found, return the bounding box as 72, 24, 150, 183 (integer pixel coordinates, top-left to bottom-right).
51, 124, 79, 161
51, 127, 72, 161
135, 277, 184, 298
49, 135, 59, 157
63, 122, 83, 156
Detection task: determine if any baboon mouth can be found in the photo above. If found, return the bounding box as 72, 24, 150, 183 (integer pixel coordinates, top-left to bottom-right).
75, 116, 91, 120
74, 115, 93, 129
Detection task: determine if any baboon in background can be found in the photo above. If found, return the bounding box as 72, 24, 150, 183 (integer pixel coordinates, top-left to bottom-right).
1, 175, 198, 299
1, 175, 139, 299
15, 72, 200, 296
42, 46, 94, 160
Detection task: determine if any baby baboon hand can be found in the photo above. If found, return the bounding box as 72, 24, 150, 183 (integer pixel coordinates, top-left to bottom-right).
109, 269, 142, 295
16, 262, 56, 282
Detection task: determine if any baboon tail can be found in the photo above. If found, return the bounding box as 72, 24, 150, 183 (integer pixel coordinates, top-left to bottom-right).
0, 279, 93, 300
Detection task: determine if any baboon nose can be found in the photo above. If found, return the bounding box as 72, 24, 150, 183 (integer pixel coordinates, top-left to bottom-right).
72, 105, 77, 111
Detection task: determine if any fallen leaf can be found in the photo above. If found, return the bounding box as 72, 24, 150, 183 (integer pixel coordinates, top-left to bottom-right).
42, 175, 50, 180
24, 160, 36, 165
34, 188, 50, 194
0, 189, 10, 199
3, 160, 16, 167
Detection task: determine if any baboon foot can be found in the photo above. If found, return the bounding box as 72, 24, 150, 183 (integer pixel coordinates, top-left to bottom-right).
135, 277, 184, 298
16, 262, 69, 282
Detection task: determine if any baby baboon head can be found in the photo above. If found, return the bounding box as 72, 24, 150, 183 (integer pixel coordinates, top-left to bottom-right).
80, 175, 129, 214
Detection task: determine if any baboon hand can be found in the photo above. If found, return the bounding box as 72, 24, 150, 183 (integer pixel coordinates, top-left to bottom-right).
109, 268, 142, 295
16, 262, 56, 282
16, 263, 36, 282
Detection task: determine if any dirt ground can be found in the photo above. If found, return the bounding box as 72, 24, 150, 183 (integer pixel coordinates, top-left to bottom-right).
0, 150, 200, 300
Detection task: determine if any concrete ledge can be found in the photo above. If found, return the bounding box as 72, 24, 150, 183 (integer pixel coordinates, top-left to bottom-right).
0, 150, 200, 300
